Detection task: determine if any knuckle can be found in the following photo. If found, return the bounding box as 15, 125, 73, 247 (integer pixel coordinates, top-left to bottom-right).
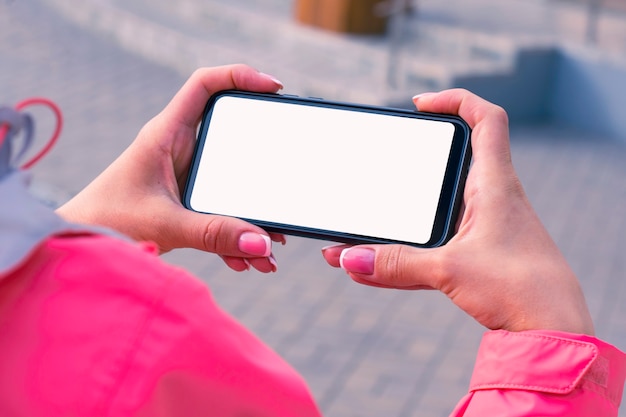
377, 245, 413, 285
489, 104, 509, 125
200, 217, 230, 254
451, 87, 471, 95
431, 248, 462, 293
190, 67, 208, 81
376, 245, 454, 289
429, 249, 453, 284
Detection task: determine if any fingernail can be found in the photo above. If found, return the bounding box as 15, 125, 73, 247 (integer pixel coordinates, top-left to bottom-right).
238, 232, 272, 257
339, 247, 375, 275
268, 254, 278, 272
412, 92, 436, 101
260, 72, 284, 90
321, 244, 343, 257
243, 258, 251, 271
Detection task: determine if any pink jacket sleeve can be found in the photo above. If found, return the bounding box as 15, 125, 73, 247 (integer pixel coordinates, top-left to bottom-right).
0, 234, 322, 417
2, 232, 625, 416
450, 330, 626, 417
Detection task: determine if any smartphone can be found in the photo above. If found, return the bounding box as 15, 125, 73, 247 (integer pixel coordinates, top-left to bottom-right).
183, 90, 471, 248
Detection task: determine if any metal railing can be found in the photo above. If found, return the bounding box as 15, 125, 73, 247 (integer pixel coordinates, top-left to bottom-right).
555, 0, 626, 44
381, 0, 626, 91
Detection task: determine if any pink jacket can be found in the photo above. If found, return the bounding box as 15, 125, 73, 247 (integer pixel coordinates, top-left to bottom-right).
451, 330, 625, 416
1, 172, 625, 416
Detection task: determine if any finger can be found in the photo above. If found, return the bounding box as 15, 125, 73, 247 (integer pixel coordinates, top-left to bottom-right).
163, 64, 284, 128
350, 275, 401, 289
321, 244, 352, 268
221, 255, 251, 272
222, 255, 277, 274
162, 207, 275, 257
322, 244, 397, 288
337, 245, 444, 291
413, 89, 506, 130
249, 255, 278, 273
270, 233, 287, 245
413, 89, 512, 175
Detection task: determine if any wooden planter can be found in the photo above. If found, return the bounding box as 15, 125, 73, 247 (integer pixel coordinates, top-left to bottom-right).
294, 0, 389, 35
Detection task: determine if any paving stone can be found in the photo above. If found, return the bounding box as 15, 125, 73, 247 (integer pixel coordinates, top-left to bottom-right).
2, 0, 625, 416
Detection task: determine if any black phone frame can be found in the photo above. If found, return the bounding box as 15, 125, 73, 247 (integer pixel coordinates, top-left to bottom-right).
183, 90, 472, 248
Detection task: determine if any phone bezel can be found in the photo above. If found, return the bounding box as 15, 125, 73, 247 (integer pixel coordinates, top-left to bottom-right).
183, 90, 472, 248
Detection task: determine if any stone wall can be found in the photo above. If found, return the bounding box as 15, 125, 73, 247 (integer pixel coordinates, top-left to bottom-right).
454, 46, 626, 141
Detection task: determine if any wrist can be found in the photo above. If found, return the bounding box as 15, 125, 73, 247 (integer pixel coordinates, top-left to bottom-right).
500, 256, 595, 336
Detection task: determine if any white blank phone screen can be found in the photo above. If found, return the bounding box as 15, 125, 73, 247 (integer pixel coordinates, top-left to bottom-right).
189, 96, 455, 244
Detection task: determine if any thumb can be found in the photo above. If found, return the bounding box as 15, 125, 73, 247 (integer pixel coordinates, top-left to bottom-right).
336, 245, 445, 290
157, 204, 273, 258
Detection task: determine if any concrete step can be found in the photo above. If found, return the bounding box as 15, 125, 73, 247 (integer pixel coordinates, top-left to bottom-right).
40, 0, 626, 139
41, 0, 516, 106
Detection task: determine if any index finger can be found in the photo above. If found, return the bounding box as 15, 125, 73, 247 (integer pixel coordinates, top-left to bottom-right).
414, 89, 513, 176
163, 64, 284, 128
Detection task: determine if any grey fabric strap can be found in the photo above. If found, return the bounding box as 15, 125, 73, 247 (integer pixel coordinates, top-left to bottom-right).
0, 170, 77, 272
0, 107, 34, 176
0, 105, 130, 274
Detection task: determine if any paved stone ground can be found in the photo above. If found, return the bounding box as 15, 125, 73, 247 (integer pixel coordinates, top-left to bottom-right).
1, 0, 625, 416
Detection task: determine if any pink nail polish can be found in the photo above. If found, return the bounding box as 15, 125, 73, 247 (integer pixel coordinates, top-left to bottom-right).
268, 255, 278, 272
321, 245, 333, 254
243, 258, 251, 271
259, 72, 284, 89
238, 232, 272, 257
412, 92, 436, 101
339, 247, 375, 275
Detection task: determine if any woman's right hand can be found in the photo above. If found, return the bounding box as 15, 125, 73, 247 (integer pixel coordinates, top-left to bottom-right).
322, 89, 594, 336
56, 65, 285, 273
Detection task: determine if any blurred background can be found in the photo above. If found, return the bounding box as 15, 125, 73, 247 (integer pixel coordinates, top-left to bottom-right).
2, 0, 625, 416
